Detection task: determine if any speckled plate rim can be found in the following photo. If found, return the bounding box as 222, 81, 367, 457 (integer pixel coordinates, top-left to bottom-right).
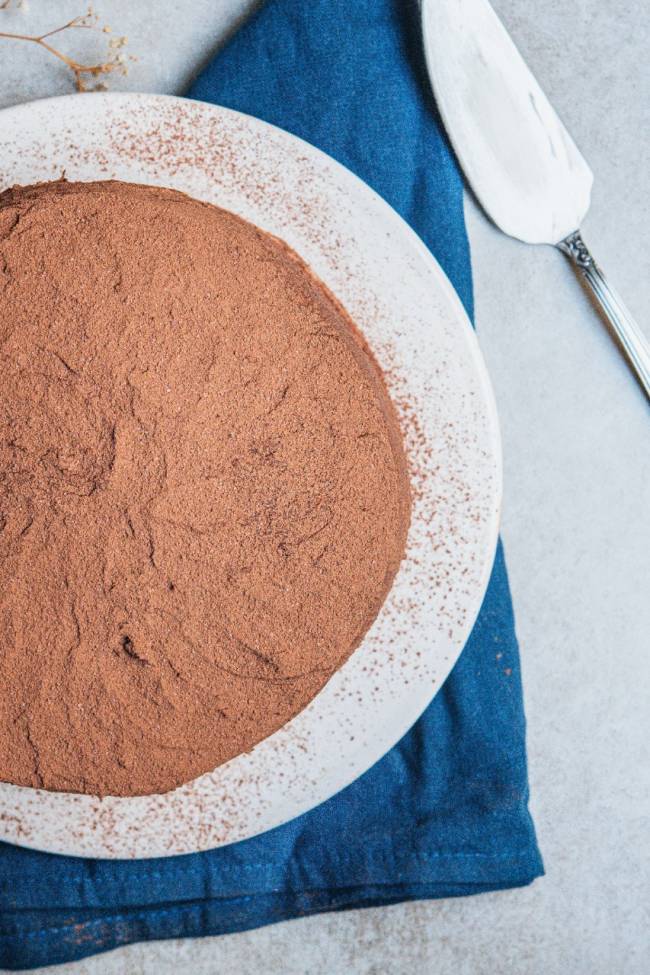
0, 92, 502, 858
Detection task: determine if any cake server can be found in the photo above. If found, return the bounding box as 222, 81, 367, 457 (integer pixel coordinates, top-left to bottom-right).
421, 0, 650, 400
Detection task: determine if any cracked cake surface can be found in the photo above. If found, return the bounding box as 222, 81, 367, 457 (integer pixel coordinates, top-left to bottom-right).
0, 179, 410, 797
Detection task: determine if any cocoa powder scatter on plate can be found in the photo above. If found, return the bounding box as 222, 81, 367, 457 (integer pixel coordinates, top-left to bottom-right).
0, 179, 410, 797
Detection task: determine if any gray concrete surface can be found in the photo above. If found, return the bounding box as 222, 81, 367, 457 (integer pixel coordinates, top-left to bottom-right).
1, 1, 648, 972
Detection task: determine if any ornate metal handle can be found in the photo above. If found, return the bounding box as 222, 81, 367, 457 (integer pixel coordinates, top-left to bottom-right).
558, 231, 650, 401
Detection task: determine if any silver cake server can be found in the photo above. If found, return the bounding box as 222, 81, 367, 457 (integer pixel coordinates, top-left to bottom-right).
421, 0, 650, 399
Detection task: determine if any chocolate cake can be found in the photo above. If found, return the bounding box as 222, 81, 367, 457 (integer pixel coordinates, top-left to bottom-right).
0, 179, 410, 797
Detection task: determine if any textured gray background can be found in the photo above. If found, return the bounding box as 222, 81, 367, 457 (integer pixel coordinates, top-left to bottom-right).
1, 1, 648, 972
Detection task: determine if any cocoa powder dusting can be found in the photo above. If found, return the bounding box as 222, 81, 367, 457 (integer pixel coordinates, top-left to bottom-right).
0, 179, 410, 797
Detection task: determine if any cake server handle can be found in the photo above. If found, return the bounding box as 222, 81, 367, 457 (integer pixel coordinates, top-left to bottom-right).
557, 230, 650, 401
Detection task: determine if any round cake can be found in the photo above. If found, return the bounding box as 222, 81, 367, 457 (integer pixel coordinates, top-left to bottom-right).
0, 179, 410, 797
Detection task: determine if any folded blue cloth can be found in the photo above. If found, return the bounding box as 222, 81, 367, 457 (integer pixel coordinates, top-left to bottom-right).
0, 0, 543, 968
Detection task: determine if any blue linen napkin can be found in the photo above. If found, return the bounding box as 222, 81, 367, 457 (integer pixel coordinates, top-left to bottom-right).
0, 0, 543, 968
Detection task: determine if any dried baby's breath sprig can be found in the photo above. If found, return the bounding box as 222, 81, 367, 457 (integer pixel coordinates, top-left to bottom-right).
0, 5, 136, 91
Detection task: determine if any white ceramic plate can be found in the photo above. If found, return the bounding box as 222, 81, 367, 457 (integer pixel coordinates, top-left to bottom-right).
0, 93, 501, 859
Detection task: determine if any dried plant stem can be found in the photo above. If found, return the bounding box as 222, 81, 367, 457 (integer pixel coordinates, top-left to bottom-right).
0, 14, 131, 91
